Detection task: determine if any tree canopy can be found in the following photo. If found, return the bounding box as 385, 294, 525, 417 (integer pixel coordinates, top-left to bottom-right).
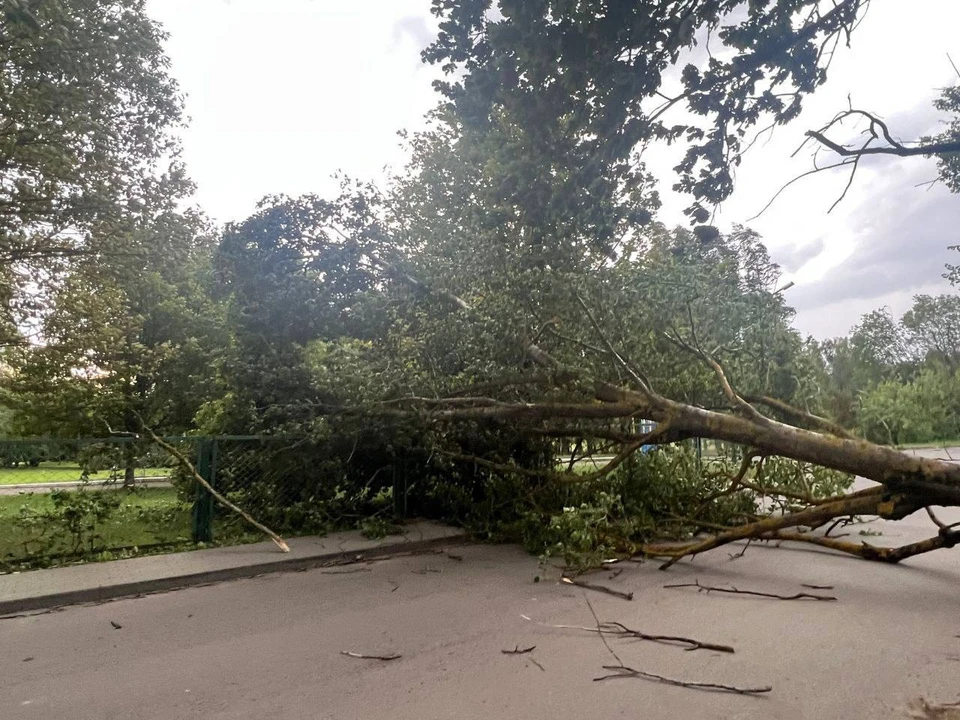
0, 0, 189, 343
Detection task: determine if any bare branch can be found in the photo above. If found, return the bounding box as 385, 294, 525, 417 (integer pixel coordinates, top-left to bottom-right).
663, 579, 837, 601
744, 394, 856, 439
140, 425, 290, 553
562, 576, 634, 601
340, 651, 401, 661
663, 331, 770, 426
593, 665, 772, 695
501, 645, 536, 655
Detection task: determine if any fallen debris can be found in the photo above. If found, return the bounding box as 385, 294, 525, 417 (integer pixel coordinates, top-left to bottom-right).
501, 645, 536, 655
562, 576, 633, 601
143, 426, 290, 553
582, 595, 768, 696
340, 651, 401, 661
110, 621, 122, 629
801, 583, 835, 590
664, 579, 836, 601
446, 553, 464, 561
601, 621, 734, 654
529, 658, 546, 672
593, 665, 772, 695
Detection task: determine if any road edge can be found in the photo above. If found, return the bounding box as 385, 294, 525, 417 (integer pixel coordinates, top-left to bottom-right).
0, 530, 469, 617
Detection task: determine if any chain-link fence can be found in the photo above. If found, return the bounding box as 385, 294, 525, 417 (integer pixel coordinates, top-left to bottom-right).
0, 435, 413, 572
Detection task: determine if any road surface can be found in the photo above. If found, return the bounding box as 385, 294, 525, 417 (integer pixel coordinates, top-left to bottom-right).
1, 449, 958, 720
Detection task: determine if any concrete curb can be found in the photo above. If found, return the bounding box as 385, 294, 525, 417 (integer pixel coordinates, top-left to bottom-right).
0, 525, 469, 616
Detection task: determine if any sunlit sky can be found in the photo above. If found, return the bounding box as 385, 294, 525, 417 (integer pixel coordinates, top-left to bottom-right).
146, 0, 959, 339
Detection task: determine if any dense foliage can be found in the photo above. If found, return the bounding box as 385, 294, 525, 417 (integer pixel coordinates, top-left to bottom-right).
0, 0, 957, 563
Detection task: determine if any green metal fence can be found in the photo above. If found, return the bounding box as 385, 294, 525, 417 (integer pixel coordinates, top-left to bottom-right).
0, 435, 413, 572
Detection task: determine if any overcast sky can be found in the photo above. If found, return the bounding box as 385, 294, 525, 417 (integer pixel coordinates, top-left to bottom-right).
146, 0, 959, 340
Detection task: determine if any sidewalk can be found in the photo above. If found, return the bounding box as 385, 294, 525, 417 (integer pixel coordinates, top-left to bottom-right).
0, 477, 172, 496
0, 521, 467, 616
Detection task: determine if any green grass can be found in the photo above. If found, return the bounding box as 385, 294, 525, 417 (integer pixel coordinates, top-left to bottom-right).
0, 487, 191, 569
0, 462, 172, 485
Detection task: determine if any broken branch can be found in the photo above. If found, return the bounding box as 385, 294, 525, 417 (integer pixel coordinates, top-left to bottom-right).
501, 645, 536, 655
340, 651, 402, 661
562, 576, 634, 601
593, 665, 772, 695
663, 579, 836, 601
141, 425, 290, 553
601, 621, 734, 654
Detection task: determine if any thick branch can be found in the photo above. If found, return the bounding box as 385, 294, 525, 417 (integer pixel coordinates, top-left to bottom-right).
744, 394, 856, 440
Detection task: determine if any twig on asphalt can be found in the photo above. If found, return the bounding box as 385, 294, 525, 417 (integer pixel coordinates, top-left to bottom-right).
446, 553, 464, 561
536, 620, 734, 654
321, 567, 372, 575
601, 621, 735, 654
583, 594, 624, 667
562, 576, 634, 601
578, 595, 764, 695
664, 579, 836, 601
728, 538, 752, 560
801, 583, 835, 590
529, 658, 546, 672
593, 665, 772, 695
501, 645, 536, 655
340, 651, 402, 661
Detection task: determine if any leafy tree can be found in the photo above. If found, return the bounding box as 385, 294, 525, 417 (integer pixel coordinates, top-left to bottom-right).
425, 0, 870, 224
0, 0, 189, 342
5, 213, 224, 479
859, 367, 960, 445
928, 75, 960, 193
848, 308, 913, 383
901, 294, 960, 371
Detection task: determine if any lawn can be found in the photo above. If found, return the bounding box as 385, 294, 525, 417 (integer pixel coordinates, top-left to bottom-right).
0, 487, 191, 568
0, 462, 173, 486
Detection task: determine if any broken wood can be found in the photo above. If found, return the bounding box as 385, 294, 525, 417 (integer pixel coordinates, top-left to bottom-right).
593, 665, 772, 695
663, 579, 837, 601
340, 651, 401, 661
562, 576, 633, 601
600, 621, 734, 654
501, 645, 536, 654
141, 425, 291, 553
582, 590, 766, 695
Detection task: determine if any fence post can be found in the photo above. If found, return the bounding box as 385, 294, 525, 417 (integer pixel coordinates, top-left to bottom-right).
192, 438, 216, 543
393, 456, 408, 519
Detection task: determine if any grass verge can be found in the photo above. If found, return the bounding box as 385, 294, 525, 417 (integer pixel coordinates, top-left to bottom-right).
0, 487, 191, 571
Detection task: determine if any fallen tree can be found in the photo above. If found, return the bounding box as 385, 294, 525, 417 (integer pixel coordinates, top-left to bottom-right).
341, 273, 960, 566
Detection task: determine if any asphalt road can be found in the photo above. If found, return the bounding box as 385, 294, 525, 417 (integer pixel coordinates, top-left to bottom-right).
1, 447, 958, 720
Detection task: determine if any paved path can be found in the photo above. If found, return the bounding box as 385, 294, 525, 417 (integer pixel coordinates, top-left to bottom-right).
2, 528, 959, 719
0, 448, 957, 719
0, 477, 172, 496
0, 522, 466, 615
